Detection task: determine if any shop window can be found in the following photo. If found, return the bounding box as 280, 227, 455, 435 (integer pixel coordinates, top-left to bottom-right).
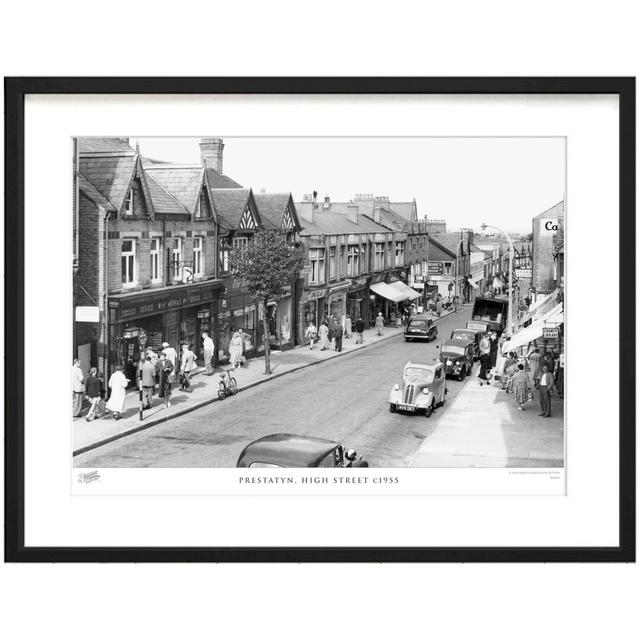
347, 245, 360, 276
386, 242, 393, 267
172, 238, 182, 281
121, 239, 136, 286
150, 238, 161, 282
374, 242, 385, 271
395, 241, 405, 266
193, 237, 204, 276
310, 248, 325, 284
444, 262, 452, 276
329, 246, 336, 279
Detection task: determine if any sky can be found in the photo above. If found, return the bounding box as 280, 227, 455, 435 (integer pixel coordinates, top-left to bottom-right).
138, 137, 565, 234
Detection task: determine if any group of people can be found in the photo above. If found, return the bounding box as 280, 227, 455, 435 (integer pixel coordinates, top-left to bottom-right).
304, 313, 378, 352
476, 332, 564, 417
72, 333, 227, 422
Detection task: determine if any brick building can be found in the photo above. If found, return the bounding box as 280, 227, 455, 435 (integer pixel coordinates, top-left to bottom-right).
532, 201, 564, 294
73, 138, 224, 382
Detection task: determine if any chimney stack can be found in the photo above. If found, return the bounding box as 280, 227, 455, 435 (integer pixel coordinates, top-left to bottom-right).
346, 204, 359, 225
199, 137, 225, 173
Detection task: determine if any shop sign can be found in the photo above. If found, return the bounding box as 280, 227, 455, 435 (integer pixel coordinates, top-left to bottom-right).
305, 288, 326, 302
75, 306, 100, 322
370, 274, 386, 284
349, 277, 368, 289
515, 269, 532, 279
233, 308, 244, 317
428, 262, 444, 275
218, 310, 231, 320
543, 327, 559, 339
244, 305, 254, 313
329, 282, 351, 294
415, 275, 425, 283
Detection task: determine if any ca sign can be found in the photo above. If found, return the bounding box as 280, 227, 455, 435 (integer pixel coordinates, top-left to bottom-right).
541, 218, 559, 235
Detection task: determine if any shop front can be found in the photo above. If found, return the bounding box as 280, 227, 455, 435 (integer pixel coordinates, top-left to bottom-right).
298, 286, 327, 345
324, 282, 350, 328
347, 277, 369, 325
108, 281, 222, 381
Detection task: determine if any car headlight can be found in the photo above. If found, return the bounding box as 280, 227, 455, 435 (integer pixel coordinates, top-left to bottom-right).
422, 389, 430, 395
393, 384, 400, 391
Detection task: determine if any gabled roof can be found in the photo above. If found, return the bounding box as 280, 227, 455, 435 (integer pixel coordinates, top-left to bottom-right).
428, 236, 457, 261
79, 152, 138, 212
145, 173, 190, 215
299, 211, 392, 236
210, 188, 261, 231
143, 164, 205, 214
534, 200, 564, 219
78, 173, 117, 211
204, 166, 243, 189
77, 137, 134, 153
387, 201, 416, 221
430, 233, 469, 255
363, 207, 410, 232
254, 193, 300, 230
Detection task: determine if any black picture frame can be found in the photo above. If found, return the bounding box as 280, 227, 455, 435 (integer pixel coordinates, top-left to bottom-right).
4, 77, 635, 563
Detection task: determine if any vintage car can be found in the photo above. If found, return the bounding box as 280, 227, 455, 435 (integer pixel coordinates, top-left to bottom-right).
450, 327, 481, 359
236, 433, 368, 468
388, 361, 447, 417
404, 314, 438, 342
438, 339, 475, 380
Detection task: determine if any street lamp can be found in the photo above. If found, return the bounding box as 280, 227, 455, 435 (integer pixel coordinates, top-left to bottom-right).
481, 222, 515, 335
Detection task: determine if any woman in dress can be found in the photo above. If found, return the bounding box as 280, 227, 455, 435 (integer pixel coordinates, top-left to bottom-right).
158, 354, 174, 408
527, 346, 542, 389
106, 365, 128, 420
511, 363, 531, 411
229, 331, 244, 368
318, 321, 330, 351
304, 321, 317, 349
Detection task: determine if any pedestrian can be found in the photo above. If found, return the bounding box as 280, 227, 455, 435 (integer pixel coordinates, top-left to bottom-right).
555, 349, 565, 398
229, 331, 243, 369
334, 322, 344, 352
538, 364, 556, 417
435, 298, 442, 317
542, 346, 556, 374
478, 351, 492, 386
318, 320, 330, 351
344, 313, 352, 339
237, 328, 248, 366
479, 333, 491, 357
72, 358, 85, 417
157, 352, 174, 408
304, 321, 317, 349
527, 346, 542, 388
84, 367, 102, 421
97, 369, 106, 416
162, 341, 178, 379
489, 331, 499, 367
512, 363, 531, 411
106, 365, 128, 420
375, 312, 385, 336
180, 343, 196, 392
354, 316, 365, 344
202, 331, 215, 375
502, 351, 517, 392
141, 354, 156, 409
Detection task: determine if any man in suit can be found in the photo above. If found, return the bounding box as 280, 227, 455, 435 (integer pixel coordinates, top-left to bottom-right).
141, 354, 156, 409
354, 316, 365, 344
334, 322, 344, 352
180, 343, 196, 392
538, 364, 556, 417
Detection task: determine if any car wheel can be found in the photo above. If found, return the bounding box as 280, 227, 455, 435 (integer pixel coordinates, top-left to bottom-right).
217, 382, 226, 400
425, 401, 434, 417
466, 365, 472, 377
389, 403, 397, 413
458, 371, 464, 381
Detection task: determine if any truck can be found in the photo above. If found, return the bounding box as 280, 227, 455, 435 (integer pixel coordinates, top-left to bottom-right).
470, 296, 509, 334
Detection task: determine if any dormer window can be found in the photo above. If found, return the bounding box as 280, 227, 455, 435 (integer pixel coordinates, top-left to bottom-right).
124, 188, 134, 216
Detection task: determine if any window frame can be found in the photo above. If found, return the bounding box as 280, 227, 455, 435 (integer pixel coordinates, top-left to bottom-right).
150, 237, 161, 282
172, 237, 183, 281
124, 188, 134, 216
309, 247, 326, 284
193, 236, 204, 276
121, 238, 136, 287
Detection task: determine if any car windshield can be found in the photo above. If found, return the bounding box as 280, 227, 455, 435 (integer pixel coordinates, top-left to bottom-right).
442, 345, 466, 356
404, 367, 434, 383
453, 331, 473, 340
409, 320, 429, 328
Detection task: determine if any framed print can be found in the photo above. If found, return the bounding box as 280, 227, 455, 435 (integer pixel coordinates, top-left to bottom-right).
4, 77, 635, 562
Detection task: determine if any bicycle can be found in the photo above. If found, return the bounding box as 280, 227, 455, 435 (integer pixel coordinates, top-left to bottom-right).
217, 368, 238, 400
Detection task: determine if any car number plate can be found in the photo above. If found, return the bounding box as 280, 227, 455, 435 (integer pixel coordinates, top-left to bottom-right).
397, 404, 416, 412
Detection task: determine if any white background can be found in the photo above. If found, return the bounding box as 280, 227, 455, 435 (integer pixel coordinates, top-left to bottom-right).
1, 2, 638, 640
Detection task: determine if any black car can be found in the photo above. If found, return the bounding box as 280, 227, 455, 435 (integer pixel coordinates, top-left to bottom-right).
438, 339, 475, 381
450, 328, 482, 359
404, 315, 438, 342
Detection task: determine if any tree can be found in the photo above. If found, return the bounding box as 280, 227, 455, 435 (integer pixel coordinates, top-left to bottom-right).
230, 229, 305, 374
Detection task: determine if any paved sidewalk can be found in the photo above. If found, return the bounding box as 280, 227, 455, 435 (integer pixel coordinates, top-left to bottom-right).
73, 307, 460, 455
410, 364, 564, 467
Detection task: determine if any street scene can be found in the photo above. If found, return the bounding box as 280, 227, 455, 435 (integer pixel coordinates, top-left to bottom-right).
73, 137, 565, 468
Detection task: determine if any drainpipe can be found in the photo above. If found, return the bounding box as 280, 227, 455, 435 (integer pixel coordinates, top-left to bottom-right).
103, 209, 112, 379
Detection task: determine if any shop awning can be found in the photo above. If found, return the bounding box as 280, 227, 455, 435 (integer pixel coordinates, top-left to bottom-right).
369, 281, 407, 303
467, 277, 479, 290
517, 289, 559, 327
388, 280, 421, 300
502, 303, 564, 353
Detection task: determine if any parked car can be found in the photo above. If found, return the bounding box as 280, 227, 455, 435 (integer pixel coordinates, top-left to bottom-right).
438, 339, 475, 381
388, 361, 447, 417
450, 327, 481, 359
404, 314, 438, 342
236, 433, 368, 468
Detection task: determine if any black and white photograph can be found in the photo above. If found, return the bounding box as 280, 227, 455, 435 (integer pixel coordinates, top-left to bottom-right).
71, 135, 566, 472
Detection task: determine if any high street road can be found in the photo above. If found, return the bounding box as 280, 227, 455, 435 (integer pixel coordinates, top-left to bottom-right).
75, 307, 474, 468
